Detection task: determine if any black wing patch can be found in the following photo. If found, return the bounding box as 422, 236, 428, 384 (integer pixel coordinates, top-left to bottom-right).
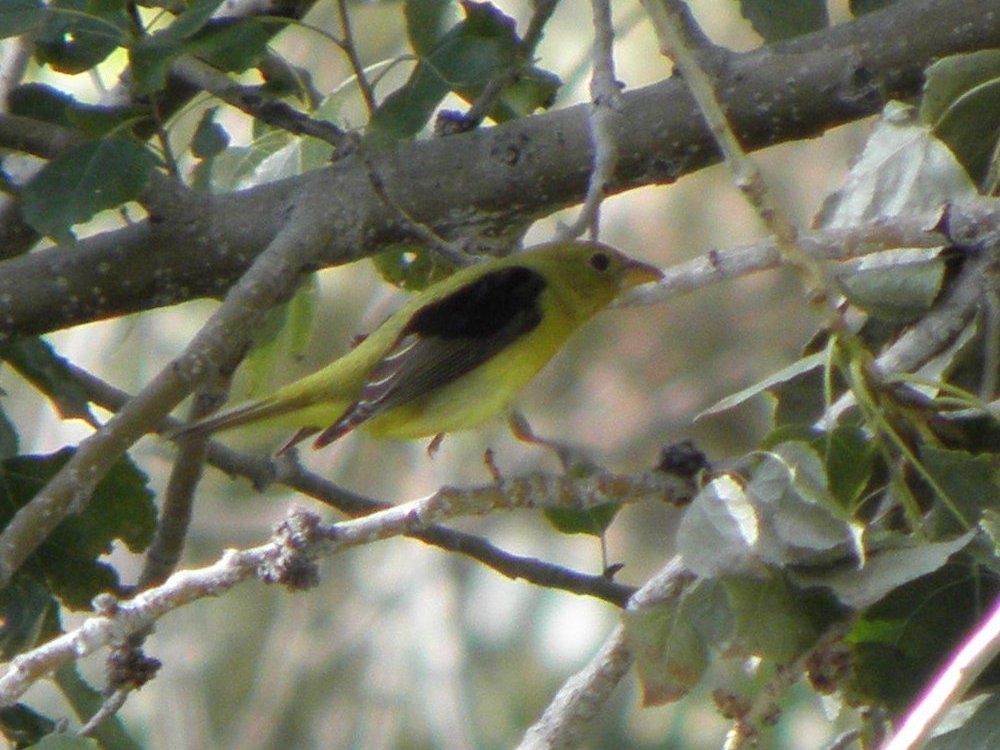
405, 265, 547, 339
313, 266, 547, 447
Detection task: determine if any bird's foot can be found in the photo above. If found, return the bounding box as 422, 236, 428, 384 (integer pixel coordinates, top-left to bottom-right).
483, 448, 503, 484
427, 433, 445, 458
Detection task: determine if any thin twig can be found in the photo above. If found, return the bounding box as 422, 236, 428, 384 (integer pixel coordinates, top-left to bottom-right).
557, 0, 621, 240
147, 95, 182, 180
619, 215, 948, 309
78, 689, 129, 738
336, 0, 376, 114
522, 0, 560, 56
355, 143, 477, 266
0, 508, 324, 708
640, 0, 835, 301
138, 356, 242, 588
170, 57, 347, 148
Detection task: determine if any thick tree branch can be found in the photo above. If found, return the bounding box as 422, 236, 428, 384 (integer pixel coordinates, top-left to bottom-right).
0, 0, 996, 340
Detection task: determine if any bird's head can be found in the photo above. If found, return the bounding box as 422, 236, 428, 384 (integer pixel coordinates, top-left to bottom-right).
526, 241, 663, 319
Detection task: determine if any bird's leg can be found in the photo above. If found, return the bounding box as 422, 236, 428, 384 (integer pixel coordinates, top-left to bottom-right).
508, 411, 596, 474
483, 448, 503, 484
426, 432, 445, 458
508, 410, 542, 445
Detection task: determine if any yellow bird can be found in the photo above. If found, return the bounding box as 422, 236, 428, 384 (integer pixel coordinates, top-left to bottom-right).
174, 240, 662, 453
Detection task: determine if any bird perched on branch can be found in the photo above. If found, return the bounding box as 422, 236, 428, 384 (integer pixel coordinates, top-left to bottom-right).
172, 240, 663, 453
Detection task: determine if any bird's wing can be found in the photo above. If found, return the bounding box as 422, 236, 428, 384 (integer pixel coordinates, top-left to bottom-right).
312, 265, 547, 447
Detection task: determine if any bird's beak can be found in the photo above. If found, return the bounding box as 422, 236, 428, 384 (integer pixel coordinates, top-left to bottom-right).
620, 258, 664, 290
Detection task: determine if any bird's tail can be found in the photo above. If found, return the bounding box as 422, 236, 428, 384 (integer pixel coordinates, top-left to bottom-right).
168, 396, 300, 441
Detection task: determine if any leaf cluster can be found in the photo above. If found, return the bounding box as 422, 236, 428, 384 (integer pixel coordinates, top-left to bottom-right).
620, 46, 1000, 745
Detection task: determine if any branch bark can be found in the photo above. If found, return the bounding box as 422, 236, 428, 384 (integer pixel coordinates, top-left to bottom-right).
0, 0, 996, 340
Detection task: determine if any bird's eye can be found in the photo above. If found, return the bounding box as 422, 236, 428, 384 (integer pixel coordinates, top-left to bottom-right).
589, 251, 611, 272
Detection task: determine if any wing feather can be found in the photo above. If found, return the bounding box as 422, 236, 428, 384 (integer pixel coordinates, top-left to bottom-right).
313, 265, 546, 447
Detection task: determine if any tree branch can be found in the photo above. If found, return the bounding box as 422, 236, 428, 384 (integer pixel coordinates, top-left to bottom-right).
517, 557, 695, 749
0, 0, 995, 340
0, 477, 694, 706
0, 184, 340, 587
66, 363, 639, 606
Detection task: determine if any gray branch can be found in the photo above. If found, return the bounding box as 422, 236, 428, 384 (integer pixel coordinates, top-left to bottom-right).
0, 0, 996, 340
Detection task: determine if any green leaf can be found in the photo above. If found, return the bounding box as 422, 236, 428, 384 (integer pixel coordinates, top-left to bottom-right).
130, 10, 282, 93
920, 447, 1000, 535
543, 502, 620, 537
768, 334, 838, 427
0, 338, 96, 424
926, 693, 1000, 750
0, 704, 58, 748
742, 445, 859, 569
6, 83, 75, 127
839, 251, 946, 322
793, 531, 975, 609
29, 734, 100, 749
65, 100, 140, 139
816, 425, 876, 508
7, 83, 137, 138
0, 0, 46, 39
700, 353, 826, 421
921, 50, 1000, 185
0, 449, 156, 610
34, 0, 126, 74
676, 474, 762, 577
372, 245, 457, 291
739, 0, 828, 42
0, 404, 19, 460
367, 1, 558, 148
815, 102, 977, 229
191, 107, 230, 159
185, 17, 273, 74
21, 137, 153, 242
847, 558, 1000, 710
202, 86, 342, 191
405, 0, 457, 56
128, 0, 225, 92
0, 576, 55, 659
722, 573, 826, 662
622, 579, 715, 705
240, 278, 318, 398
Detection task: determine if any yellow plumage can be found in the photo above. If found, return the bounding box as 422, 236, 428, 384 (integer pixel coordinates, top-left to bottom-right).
174, 240, 662, 452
